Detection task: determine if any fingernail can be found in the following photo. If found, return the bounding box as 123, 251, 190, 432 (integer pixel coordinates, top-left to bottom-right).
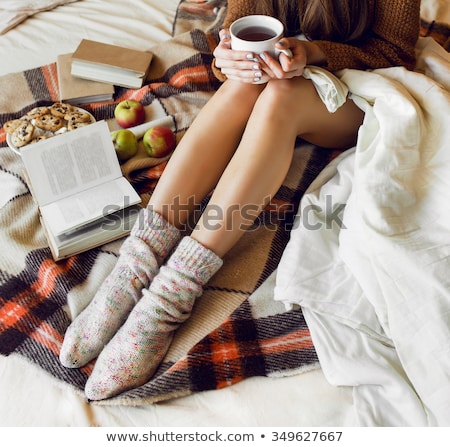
259, 53, 267, 61
253, 64, 259, 70
221, 33, 230, 40
254, 71, 262, 78
246, 53, 255, 60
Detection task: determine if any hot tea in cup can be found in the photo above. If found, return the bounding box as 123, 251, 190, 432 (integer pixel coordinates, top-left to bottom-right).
235, 26, 278, 42
230, 15, 291, 58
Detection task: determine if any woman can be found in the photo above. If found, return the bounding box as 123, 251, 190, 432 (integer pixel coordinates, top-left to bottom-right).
60, 0, 420, 400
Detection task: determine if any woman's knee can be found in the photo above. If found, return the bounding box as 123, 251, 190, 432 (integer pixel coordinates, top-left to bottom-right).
218, 79, 264, 106
254, 77, 362, 148
261, 79, 293, 103
257, 77, 315, 114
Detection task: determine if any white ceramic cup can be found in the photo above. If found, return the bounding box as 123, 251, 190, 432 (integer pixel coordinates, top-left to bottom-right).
230, 15, 293, 59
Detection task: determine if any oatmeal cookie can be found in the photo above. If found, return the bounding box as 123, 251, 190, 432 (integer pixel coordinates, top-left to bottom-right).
65, 110, 92, 125
3, 118, 29, 135
50, 102, 74, 118
26, 106, 50, 120
35, 114, 64, 132
11, 121, 35, 147
29, 135, 50, 144
68, 121, 90, 131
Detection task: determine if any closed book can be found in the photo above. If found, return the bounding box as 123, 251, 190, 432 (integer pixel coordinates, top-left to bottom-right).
57, 53, 114, 105
71, 39, 153, 89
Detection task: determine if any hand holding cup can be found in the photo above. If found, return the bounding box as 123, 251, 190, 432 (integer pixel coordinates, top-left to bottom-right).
229, 15, 292, 83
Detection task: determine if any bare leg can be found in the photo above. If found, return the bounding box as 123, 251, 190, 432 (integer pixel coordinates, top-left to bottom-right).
149, 80, 264, 228
82, 76, 364, 399
192, 76, 364, 256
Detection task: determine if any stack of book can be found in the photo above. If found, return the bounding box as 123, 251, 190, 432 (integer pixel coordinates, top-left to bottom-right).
71, 39, 154, 89
56, 39, 154, 104
57, 53, 115, 104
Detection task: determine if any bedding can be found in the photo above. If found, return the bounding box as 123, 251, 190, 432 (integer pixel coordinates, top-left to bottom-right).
0, 1, 79, 35
0, 0, 354, 427
0, 0, 449, 428
275, 34, 450, 426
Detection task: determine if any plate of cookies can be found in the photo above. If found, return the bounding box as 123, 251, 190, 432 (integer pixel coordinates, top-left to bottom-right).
4, 102, 96, 154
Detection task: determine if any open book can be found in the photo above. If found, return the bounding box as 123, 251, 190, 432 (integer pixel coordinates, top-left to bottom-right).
21, 120, 142, 260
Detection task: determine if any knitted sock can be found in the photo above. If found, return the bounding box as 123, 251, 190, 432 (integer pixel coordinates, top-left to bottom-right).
85, 236, 223, 401
59, 209, 180, 368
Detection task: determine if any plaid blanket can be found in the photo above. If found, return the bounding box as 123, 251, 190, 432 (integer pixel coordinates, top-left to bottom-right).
0, 1, 327, 405
1, 1, 448, 405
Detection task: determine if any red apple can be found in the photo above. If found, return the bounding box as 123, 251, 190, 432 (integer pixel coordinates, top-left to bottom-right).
143, 126, 176, 158
111, 129, 138, 161
114, 100, 145, 128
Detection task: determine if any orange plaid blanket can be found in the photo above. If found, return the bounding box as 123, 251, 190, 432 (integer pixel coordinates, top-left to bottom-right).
0, 3, 327, 405
1, 0, 448, 406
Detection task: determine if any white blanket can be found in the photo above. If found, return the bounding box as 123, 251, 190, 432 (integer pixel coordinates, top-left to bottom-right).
274, 37, 450, 427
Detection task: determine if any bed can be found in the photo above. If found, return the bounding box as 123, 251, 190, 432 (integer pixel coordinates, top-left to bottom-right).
0, 0, 449, 428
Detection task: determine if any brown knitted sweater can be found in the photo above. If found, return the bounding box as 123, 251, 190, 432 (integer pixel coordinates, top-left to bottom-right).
213, 0, 420, 80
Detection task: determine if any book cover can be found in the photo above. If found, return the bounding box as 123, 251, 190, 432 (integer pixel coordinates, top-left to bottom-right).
57, 53, 114, 105
71, 39, 153, 88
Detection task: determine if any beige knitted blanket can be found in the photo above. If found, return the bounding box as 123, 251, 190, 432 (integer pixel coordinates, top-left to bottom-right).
0, 1, 326, 405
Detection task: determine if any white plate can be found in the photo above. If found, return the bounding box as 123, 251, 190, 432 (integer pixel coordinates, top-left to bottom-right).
6, 106, 96, 155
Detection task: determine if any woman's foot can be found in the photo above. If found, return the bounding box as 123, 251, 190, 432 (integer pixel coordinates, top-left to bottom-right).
59, 209, 180, 368
85, 236, 223, 400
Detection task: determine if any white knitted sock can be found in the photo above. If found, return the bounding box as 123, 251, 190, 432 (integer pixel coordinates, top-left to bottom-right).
84, 236, 223, 400
59, 209, 180, 368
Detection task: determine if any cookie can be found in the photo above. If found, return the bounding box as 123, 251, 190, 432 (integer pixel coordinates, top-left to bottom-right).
65, 111, 92, 125
50, 102, 74, 118
26, 106, 50, 120
29, 135, 49, 144
35, 114, 64, 132
68, 121, 90, 131
3, 118, 29, 135
11, 121, 35, 147
6, 102, 95, 150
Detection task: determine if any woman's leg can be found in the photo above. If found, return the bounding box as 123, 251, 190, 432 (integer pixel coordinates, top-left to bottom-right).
149, 80, 265, 228
60, 81, 263, 369
59, 209, 181, 368
84, 76, 364, 400
192, 76, 364, 257
85, 235, 223, 400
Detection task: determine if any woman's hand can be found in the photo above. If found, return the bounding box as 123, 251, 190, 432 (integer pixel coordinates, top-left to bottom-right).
213, 32, 326, 83
213, 29, 267, 84
259, 38, 311, 80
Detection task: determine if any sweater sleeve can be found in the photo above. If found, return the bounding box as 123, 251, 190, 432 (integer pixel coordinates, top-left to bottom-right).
315, 0, 420, 72
212, 0, 421, 81
211, 0, 258, 81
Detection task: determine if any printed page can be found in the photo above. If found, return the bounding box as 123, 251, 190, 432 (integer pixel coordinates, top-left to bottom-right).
21, 120, 122, 206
